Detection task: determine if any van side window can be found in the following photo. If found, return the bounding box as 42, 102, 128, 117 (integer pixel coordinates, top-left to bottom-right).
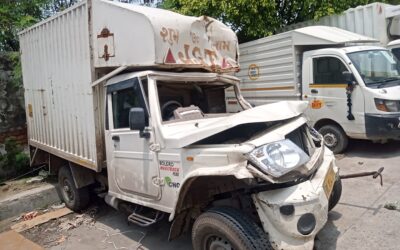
313, 57, 348, 84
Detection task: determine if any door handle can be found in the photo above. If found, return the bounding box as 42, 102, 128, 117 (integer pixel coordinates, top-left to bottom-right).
311, 89, 318, 94
112, 135, 120, 142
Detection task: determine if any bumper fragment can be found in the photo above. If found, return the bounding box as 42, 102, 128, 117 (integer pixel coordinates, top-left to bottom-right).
365, 113, 400, 139
252, 148, 338, 250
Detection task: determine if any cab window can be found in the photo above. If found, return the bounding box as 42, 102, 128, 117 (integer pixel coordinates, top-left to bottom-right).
108, 78, 149, 129
313, 57, 348, 84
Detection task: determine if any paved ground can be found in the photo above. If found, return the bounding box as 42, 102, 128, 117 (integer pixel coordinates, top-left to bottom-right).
11, 140, 400, 249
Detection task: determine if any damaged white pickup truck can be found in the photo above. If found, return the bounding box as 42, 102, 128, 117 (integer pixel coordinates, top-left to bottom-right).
19, 1, 341, 249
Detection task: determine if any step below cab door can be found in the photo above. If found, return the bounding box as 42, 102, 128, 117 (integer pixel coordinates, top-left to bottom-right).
303, 55, 365, 135
105, 77, 160, 199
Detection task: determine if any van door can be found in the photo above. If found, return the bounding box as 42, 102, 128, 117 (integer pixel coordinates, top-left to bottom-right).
105, 77, 160, 199
303, 56, 365, 137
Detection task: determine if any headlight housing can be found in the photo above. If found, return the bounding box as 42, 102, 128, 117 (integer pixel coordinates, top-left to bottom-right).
246, 139, 310, 178
375, 98, 400, 112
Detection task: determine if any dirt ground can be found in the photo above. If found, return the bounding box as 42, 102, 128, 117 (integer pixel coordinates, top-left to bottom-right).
4, 139, 400, 250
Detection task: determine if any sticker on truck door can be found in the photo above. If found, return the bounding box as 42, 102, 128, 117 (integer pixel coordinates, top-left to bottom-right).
311, 99, 324, 109
159, 160, 180, 177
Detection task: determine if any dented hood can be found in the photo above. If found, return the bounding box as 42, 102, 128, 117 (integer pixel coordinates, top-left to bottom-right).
161, 101, 308, 148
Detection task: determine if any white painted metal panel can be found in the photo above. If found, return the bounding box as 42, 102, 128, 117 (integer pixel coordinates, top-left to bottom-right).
282, 3, 394, 46
92, 0, 239, 71
20, 2, 100, 170
231, 32, 300, 107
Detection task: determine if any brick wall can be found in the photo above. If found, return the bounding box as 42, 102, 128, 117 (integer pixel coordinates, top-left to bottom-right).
0, 126, 27, 145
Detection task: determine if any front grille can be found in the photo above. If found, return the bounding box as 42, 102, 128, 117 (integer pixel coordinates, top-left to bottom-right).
285, 125, 310, 155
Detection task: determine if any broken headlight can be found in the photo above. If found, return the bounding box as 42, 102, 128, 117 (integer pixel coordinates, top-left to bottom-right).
246, 139, 310, 178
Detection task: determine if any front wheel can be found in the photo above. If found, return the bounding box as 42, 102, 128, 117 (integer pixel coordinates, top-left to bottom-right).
319, 124, 348, 154
192, 207, 272, 250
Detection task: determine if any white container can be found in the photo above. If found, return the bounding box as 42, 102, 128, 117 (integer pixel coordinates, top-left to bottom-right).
282, 2, 400, 46
19, 0, 239, 172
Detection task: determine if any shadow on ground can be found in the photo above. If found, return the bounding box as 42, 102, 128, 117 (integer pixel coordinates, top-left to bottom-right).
344, 139, 400, 159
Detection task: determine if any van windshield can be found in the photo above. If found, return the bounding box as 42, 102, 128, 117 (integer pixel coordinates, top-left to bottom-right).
348, 50, 400, 88
157, 80, 243, 122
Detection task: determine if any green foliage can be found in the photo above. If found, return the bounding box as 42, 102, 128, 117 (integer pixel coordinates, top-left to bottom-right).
0, 137, 29, 178
162, 0, 391, 42
0, 0, 48, 51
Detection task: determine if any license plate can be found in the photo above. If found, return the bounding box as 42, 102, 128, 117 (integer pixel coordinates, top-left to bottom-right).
323, 166, 336, 198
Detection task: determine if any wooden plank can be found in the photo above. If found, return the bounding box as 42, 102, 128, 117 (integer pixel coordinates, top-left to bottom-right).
0, 230, 44, 250
11, 207, 73, 233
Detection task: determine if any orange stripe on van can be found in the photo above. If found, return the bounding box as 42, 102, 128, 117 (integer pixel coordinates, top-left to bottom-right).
309, 84, 347, 88
227, 86, 295, 92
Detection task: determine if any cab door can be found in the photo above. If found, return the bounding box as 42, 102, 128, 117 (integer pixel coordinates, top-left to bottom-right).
105, 77, 160, 199
303, 56, 365, 136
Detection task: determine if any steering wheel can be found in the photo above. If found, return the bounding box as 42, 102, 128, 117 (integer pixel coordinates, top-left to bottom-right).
161, 100, 182, 120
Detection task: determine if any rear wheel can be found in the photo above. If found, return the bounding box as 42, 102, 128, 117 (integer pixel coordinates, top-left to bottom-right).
192, 207, 272, 250
58, 166, 90, 211
319, 124, 348, 154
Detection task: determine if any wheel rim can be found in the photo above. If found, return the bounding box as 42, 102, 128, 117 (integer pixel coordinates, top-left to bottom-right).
323, 132, 338, 147
205, 235, 233, 250
61, 178, 75, 203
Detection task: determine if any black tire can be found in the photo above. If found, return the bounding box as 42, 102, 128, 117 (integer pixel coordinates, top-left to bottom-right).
328, 177, 342, 211
319, 124, 348, 154
58, 166, 90, 211
192, 207, 272, 250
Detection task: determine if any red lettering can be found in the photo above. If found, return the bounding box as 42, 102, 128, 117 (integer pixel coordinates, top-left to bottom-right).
204, 49, 218, 66
192, 47, 204, 65
178, 44, 193, 64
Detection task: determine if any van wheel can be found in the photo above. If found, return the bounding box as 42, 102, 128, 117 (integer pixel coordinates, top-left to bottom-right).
329, 177, 342, 211
58, 166, 90, 211
319, 124, 348, 154
192, 207, 272, 250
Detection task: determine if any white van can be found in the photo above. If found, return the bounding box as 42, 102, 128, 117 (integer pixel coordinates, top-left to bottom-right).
232, 26, 400, 153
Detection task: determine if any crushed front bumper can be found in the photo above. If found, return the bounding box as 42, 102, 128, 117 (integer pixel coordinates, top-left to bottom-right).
252, 148, 338, 250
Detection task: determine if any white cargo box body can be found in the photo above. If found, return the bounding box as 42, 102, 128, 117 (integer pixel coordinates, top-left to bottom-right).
231, 26, 376, 107
19, 0, 239, 171
282, 2, 400, 46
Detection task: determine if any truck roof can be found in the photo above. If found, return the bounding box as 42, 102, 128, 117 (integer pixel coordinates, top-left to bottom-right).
240, 26, 378, 49
106, 71, 240, 87
293, 26, 378, 45
19, 0, 239, 72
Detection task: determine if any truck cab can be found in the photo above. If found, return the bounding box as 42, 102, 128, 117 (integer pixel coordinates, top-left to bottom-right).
302, 46, 400, 152
103, 70, 340, 250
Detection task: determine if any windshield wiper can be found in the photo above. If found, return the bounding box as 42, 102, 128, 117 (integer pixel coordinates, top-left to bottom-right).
375, 77, 400, 88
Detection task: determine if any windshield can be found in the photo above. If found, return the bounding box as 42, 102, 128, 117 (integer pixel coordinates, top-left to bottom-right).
347, 50, 400, 87
156, 80, 244, 123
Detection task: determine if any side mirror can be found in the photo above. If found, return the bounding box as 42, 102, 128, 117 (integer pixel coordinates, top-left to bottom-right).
342, 71, 355, 85
129, 107, 150, 138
